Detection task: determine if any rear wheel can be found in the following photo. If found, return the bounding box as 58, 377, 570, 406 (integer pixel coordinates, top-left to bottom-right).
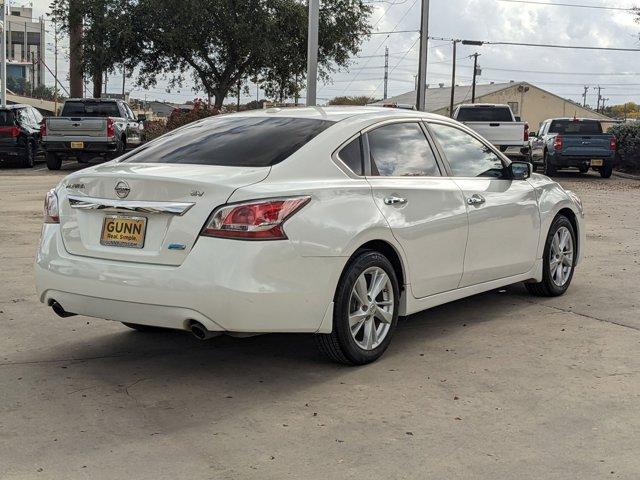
525, 215, 576, 297
316, 250, 399, 365
543, 152, 557, 176
122, 322, 166, 332
46, 152, 62, 170
600, 163, 613, 178
20, 140, 35, 168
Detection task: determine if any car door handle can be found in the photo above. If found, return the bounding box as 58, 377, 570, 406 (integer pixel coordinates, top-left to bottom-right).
384, 196, 407, 205
466, 194, 486, 206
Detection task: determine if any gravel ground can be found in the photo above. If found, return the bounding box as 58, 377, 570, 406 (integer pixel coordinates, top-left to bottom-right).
1, 163, 639, 479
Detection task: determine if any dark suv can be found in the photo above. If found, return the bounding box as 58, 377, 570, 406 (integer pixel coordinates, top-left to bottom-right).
0, 104, 43, 168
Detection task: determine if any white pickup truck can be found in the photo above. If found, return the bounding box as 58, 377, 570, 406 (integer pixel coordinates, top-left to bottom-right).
452, 104, 530, 160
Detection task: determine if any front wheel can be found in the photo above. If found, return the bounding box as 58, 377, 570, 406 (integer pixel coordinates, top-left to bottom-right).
600, 164, 613, 178
20, 140, 35, 168
316, 251, 399, 365
525, 215, 576, 297
578, 165, 589, 173
46, 152, 62, 170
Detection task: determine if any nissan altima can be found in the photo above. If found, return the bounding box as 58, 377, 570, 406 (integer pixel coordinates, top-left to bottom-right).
35, 107, 584, 364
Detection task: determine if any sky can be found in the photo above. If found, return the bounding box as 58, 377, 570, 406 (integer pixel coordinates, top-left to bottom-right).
26, 0, 640, 107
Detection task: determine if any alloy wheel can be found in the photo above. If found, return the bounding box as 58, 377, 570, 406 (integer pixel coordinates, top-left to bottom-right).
348, 267, 394, 350
549, 226, 574, 286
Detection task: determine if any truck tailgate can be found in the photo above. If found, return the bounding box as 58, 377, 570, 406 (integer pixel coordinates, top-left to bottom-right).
46, 117, 107, 138
562, 135, 612, 157
463, 121, 525, 146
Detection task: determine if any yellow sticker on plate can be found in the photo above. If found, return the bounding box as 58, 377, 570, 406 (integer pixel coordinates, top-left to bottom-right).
100, 216, 147, 248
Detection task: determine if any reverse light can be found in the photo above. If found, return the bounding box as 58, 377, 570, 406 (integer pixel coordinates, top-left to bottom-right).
610, 136, 617, 151
43, 189, 59, 223
106, 117, 115, 138
553, 135, 563, 151
201, 196, 311, 240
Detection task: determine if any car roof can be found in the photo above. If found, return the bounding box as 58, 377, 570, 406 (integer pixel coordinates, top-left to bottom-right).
546, 117, 601, 121
231, 105, 446, 123
64, 98, 120, 102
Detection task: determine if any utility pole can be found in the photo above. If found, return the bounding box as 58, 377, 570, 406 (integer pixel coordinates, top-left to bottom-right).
103, 71, 107, 97
53, 18, 59, 113
0, 0, 7, 108
383, 46, 389, 100
449, 40, 458, 117
471, 53, 480, 103
582, 85, 588, 108
596, 86, 602, 113
121, 65, 126, 97
69, 0, 83, 98
306, 0, 319, 106
237, 80, 241, 111
415, 0, 430, 111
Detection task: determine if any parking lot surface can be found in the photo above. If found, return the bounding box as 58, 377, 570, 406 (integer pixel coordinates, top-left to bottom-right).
1, 163, 639, 479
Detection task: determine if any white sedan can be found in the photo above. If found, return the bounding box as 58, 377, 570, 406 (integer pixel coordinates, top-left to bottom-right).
35, 107, 584, 364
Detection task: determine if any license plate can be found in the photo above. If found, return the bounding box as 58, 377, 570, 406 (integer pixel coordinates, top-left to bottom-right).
70, 141, 84, 149
100, 216, 147, 249
591, 159, 603, 166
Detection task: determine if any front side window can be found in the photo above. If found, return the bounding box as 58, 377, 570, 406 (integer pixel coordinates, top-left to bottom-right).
121, 116, 335, 167
337, 136, 363, 175
367, 122, 440, 177
429, 123, 505, 178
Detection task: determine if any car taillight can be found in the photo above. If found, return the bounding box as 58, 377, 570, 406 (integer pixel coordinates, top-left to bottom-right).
610, 136, 616, 151
40, 119, 46, 137
201, 196, 311, 240
0, 126, 21, 137
106, 117, 115, 138
43, 189, 59, 224
553, 135, 563, 151
523, 122, 529, 141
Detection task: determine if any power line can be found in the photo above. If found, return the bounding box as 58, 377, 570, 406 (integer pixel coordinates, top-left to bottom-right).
429, 36, 640, 52
496, 0, 635, 11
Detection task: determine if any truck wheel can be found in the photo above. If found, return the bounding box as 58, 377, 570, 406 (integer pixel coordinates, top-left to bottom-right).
113, 136, 126, 159
600, 164, 613, 178
578, 165, 589, 173
543, 152, 557, 176
20, 140, 35, 168
46, 152, 62, 170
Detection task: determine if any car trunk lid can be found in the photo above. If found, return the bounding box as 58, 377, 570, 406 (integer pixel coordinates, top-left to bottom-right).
58, 162, 270, 266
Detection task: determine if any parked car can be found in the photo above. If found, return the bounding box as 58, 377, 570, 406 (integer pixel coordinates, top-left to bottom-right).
35, 107, 584, 365
530, 118, 616, 177
0, 104, 43, 168
452, 104, 530, 160
41, 98, 145, 170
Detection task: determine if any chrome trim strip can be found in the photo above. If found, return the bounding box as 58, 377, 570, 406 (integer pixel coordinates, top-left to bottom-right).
67, 195, 195, 216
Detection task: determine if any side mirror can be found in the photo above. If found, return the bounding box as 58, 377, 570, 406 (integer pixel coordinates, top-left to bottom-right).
137, 114, 147, 123
529, 131, 537, 138
510, 161, 531, 180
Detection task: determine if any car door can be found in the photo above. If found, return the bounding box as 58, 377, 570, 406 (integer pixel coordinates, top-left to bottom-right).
427, 121, 540, 288
364, 121, 468, 299
530, 121, 548, 162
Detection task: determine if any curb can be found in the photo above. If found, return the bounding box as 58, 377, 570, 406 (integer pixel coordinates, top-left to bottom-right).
613, 171, 640, 180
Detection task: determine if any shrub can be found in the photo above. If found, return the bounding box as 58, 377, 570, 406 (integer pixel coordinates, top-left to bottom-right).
143, 99, 220, 142
142, 120, 168, 141
608, 123, 640, 173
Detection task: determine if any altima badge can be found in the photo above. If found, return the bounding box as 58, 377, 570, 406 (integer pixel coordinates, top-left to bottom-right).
114, 180, 130, 199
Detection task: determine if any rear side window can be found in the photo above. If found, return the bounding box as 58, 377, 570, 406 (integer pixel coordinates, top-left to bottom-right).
456, 107, 513, 122
0, 110, 14, 126
337, 137, 363, 175
62, 101, 121, 117
367, 122, 441, 177
548, 120, 602, 135
122, 116, 335, 167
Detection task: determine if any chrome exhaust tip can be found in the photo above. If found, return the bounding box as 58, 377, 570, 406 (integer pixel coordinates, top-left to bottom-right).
188, 321, 218, 340
50, 300, 76, 318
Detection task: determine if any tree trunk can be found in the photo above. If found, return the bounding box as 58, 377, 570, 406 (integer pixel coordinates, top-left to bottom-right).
68, 0, 84, 98
92, 71, 103, 98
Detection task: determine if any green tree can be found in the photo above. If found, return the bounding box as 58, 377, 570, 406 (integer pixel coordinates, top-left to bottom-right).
49, 0, 137, 98
328, 95, 378, 105
130, 0, 371, 108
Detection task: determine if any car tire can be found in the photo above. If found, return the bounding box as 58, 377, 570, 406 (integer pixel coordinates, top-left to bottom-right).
543, 152, 557, 176
525, 215, 576, 297
600, 164, 613, 178
20, 140, 35, 168
113, 136, 126, 159
315, 250, 400, 365
46, 152, 62, 170
121, 322, 166, 332
578, 165, 589, 173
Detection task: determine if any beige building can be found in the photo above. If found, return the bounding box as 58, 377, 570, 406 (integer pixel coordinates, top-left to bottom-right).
373, 81, 612, 132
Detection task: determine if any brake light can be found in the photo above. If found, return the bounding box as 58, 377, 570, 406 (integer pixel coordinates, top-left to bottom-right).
523, 122, 529, 141
0, 126, 20, 137
106, 117, 115, 138
43, 189, 59, 223
553, 135, 563, 151
40, 119, 46, 137
201, 196, 311, 240
610, 136, 616, 151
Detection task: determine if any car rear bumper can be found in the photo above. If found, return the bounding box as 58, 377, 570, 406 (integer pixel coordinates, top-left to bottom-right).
550, 153, 615, 167
35, 224, 341, 334
43, 140, 118, 154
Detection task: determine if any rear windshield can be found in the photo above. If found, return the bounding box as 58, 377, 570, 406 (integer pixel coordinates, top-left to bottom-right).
456, 106, 513, 122
121, 116, 335, 167
548, 119, 603, 135
62, 101, 121, 117
0, 110, 15, 126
